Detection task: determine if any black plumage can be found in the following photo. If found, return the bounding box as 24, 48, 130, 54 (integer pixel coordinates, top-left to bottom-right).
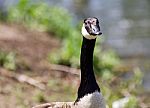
75, 36, 100, 103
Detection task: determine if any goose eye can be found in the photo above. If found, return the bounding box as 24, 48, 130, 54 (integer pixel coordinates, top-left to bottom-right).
87, 21, 90, 24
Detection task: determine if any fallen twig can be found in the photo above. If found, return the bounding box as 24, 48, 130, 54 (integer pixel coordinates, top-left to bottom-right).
0, 64, 80, 90
0, 68, 45, 90
49, 64, 80, 76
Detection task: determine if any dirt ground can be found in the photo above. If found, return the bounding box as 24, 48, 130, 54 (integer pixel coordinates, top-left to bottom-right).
0, 23, 79, 108
0, 23, 149, 108
0, 23, 59, 72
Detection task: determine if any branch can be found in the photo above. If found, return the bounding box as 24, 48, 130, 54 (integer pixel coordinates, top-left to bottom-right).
0, 68, 45, 90
49, 64, 80, 76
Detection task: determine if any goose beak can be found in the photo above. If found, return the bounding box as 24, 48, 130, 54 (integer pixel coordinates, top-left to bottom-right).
91, 24, 102, 36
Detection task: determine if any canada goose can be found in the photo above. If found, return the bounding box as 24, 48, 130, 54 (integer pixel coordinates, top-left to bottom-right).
33, 17, 106, 108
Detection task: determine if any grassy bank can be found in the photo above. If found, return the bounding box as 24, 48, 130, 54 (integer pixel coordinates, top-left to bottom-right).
0, 0, 148, 107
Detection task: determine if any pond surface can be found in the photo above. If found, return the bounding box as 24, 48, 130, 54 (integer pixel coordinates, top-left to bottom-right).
1, 0, 150, 91
45, 0, 150, 56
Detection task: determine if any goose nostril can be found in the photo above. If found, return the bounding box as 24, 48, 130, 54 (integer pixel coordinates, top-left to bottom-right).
93, 28, 96, 31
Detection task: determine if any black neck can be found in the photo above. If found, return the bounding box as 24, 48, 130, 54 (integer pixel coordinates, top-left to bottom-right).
75, 37, 100, 102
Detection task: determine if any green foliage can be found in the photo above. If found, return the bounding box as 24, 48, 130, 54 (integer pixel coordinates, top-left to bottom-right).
7, 0, 82, 68
49, 30, 82, 67
8, 0, 72, 38
132, 68, 143, 85
6, 0, 120, 74
0, 51, 16, 70
33, 91, 46, 103
0, 11, 4, 21
101, 68, 144, 107
94, 49, 120, 75
125, 96, 138, 108
13, 85, 29, 108
2, 1, 146, 107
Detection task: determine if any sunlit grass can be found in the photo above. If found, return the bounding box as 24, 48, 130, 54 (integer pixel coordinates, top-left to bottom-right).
0, 0, 147, 107
0, 51, 16, 70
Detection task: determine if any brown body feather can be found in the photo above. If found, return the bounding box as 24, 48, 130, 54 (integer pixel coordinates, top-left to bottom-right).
32, 102, 74, 108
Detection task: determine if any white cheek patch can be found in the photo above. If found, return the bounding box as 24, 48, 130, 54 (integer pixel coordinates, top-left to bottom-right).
81, 24, 97, 40
75, 91, 106, 108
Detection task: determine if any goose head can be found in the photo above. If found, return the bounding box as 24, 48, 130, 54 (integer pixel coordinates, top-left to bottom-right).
82, 17, 102, 40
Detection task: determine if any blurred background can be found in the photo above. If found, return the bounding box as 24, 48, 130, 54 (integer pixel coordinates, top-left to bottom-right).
0, 0, 149, 108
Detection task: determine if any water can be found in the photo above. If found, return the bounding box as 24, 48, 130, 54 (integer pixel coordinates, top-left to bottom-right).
48, 0, 150, 91
0, 0, 150, 91
44, 0, 150, 57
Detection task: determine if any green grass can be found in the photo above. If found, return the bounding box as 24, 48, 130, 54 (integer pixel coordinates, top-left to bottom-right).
0, 51, 16, 70
100, 67, 144, 107
6, 0, 120, 75
33, 91, 46, 103
8, 0, 72, 39
0, 0, 146, 107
